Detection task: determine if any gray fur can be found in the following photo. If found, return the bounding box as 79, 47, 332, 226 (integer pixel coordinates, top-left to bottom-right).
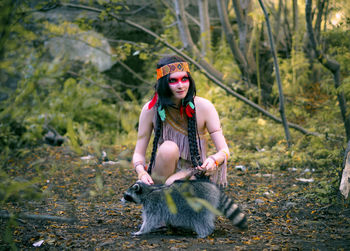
123, 180, 247, 238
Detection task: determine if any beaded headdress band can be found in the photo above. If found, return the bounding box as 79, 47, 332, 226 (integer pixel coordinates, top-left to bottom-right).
156, 62, 190, 80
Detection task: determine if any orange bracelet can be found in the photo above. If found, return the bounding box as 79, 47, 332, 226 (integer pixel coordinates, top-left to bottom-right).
208, 156, 219, 167
221, 150, 229, 160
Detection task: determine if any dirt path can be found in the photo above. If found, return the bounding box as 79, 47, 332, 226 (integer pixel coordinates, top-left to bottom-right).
1, 146, 349, 250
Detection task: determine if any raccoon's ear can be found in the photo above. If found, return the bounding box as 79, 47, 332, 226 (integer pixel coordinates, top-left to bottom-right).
133, 183, 142, 193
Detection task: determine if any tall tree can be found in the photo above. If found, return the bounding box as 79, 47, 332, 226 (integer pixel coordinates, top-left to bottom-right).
305, 0, 350, 141
259, 0, 291, 147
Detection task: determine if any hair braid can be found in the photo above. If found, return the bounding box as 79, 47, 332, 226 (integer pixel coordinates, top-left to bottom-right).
187, 99, 202, 168
147, 111, 162, 174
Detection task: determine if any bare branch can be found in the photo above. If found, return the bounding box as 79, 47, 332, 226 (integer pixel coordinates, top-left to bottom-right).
216, 0, 250, 82
0, 210, 76, 223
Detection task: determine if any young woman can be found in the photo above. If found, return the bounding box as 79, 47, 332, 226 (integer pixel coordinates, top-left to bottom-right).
132, 55, 230, 187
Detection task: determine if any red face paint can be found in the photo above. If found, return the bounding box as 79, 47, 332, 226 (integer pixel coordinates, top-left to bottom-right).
168, 71, 190, 105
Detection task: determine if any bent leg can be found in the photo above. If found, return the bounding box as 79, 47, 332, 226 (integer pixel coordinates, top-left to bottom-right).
152, 141, 179, 184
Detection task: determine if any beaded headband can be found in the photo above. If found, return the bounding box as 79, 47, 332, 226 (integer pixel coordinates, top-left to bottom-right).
156, 62, 190, 80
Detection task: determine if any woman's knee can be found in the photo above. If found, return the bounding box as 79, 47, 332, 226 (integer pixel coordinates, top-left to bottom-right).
157, 141, 179, 159
152, 141, 179, 184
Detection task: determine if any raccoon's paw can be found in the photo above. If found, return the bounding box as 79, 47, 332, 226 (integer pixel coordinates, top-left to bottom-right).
197, 233, 210, 239
131, 231, 144, 236
195, 226, 214, 239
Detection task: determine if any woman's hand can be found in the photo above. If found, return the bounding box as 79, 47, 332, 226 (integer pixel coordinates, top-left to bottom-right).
197, 157, 217, 175
138, 171, 154, 185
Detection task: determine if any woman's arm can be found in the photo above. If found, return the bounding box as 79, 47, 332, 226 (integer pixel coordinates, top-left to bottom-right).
196, 98, 230, 174
132, 102, 155, 184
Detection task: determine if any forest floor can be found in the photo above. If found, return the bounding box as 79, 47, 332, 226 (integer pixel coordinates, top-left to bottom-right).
1, 145, 350, 250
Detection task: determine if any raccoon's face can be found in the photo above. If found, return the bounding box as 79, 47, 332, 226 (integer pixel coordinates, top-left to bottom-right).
123, 182, 144, 204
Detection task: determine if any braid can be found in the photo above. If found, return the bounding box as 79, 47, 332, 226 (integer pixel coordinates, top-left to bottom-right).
187, 98, 202, 168
148, 111, 162, 174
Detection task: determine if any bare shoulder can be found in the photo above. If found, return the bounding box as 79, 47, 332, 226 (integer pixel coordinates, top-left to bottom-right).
139, 101, 156, 126
194, 96, 216, 112
141, 101, 156, 116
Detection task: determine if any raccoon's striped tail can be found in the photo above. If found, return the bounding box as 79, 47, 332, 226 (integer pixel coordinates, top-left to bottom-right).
219, 193, 248, 230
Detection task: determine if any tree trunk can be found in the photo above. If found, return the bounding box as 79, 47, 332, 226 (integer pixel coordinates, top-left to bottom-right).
231, 0, 248, 54
216, 0, 250, 83
259, 0, 291, 147
306, 0, 350, 141
174, 0, 192, 50
315, 0, 326, 41
273, 0, 283, 49
292, 0, 298, 33
198, 0, 211, 57
282, 0, 292, 57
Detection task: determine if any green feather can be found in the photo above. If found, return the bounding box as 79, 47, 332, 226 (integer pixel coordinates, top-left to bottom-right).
158, 106, 166, 121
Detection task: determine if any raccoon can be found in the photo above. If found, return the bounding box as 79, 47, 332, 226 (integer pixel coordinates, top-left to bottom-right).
123, 180, 247, 238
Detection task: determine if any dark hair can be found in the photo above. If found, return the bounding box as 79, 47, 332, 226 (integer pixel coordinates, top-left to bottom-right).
147, 55, 202, 175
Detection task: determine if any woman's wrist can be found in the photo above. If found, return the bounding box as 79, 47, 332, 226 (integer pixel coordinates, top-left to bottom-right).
210, 150, 229, 167
208, 156, 219, 168
135, 163, 146, 173
133, 160, 145, 169
220, 149, 229, 160
134, 162, 148, 179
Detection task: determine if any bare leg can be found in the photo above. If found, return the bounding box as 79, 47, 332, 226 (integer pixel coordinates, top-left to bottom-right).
152, 141, 179, 184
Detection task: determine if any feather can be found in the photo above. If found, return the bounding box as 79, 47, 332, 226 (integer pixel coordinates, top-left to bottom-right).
185, 104, 195, 117
148, 92, 158, 109
180, 104, 184, 117
158, 105, 166, 121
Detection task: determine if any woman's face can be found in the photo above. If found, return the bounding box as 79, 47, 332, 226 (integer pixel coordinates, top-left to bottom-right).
168, 71, 190, 105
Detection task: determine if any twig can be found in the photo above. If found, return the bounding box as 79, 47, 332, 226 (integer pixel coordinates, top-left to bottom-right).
67, 71, 125, 103
0, 211, 76, 223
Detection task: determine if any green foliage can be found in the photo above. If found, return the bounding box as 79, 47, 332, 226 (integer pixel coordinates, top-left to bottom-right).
0, 171, 42, 205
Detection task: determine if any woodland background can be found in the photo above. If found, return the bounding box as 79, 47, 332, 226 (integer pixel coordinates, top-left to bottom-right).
0, 0, 350, 249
